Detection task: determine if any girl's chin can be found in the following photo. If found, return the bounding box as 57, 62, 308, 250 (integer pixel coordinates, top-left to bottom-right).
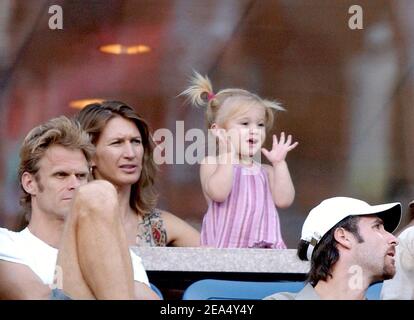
239, 154, 258, 163
241, 150, 260, 158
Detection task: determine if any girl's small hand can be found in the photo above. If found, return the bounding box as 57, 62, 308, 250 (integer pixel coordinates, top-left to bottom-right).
261, 132, 298, 165
213, 128, 236, 163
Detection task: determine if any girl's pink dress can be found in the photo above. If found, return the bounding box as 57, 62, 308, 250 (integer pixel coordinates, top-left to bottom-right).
201, 163, 287, 248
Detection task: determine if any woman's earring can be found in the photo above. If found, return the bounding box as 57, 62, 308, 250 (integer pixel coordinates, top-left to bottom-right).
89, 166, 97, 179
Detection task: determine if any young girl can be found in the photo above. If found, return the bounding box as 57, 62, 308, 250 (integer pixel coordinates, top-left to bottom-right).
182, 72, 298, 248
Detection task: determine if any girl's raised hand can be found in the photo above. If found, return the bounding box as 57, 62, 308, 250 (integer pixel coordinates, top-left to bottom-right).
261, 132, 298, 165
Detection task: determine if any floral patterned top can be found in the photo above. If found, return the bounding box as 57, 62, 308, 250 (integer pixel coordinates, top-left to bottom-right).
136, 209, 168, 246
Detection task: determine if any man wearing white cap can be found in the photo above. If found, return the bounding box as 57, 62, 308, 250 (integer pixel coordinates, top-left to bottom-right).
265, 197, 401, 300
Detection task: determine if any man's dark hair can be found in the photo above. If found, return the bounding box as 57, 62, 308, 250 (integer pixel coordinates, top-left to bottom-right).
297, 215, 364, 286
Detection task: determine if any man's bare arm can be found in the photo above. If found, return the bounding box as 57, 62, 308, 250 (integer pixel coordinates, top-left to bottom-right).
134, 282, 160, 300
0, 260, 51, 299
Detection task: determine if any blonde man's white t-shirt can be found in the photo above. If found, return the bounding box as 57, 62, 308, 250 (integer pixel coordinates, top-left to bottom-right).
0, 227, 149, 287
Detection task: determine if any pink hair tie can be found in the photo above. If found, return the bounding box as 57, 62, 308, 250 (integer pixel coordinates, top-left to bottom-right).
207, 92, 216, 101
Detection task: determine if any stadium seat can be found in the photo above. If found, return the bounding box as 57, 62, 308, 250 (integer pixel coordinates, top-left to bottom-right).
150, 283, 164, 299
182, 279, 383, 300
182, 279, 305, 300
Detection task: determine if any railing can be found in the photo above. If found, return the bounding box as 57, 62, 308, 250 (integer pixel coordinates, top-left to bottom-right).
132, 247, 310, 297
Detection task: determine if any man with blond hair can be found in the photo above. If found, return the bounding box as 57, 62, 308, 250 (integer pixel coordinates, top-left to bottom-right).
0, 116, 158, 299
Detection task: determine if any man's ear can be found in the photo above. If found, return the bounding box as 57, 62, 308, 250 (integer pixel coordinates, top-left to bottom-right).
333, 227, 353, 249
21, 172, 37, 195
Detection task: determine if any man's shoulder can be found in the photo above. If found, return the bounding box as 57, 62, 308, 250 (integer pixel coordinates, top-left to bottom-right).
0, 227, 24, 245
399, 226, 414, 241
263, 284, 320, 300
0, 227, 32, 246
0, 227, 29, 264
264, 291, 298, 300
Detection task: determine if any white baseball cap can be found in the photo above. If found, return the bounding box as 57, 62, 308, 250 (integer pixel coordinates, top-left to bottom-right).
301, 197, 401, 260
